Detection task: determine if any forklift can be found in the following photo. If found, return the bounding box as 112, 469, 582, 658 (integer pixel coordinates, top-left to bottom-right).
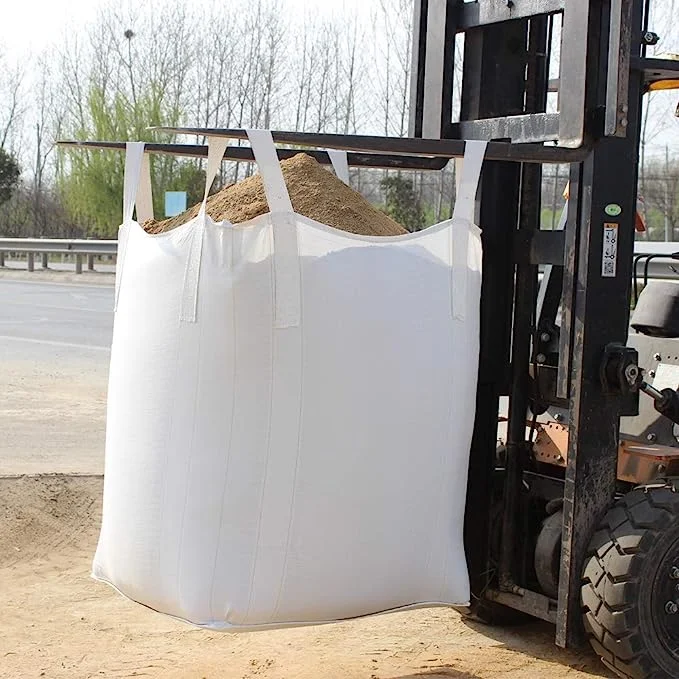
405, 1, 679, 677
60, 0, 679, 675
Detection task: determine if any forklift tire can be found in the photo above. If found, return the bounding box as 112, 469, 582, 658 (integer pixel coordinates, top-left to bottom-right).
581, 485, 679, 679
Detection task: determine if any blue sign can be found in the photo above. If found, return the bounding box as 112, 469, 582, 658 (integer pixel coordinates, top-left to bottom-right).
165, 191, 187, 217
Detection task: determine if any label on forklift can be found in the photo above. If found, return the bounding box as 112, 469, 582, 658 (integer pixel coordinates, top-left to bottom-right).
602, 222, 619, 277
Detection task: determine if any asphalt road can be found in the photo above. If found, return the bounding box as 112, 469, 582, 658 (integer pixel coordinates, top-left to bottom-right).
0, 279, 113, 475
0, 279, 113, 352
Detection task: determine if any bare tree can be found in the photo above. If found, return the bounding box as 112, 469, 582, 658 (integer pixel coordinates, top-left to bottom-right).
0, 50, 25, 152
644, 153, 679, 239
638, 0, 679, 218
372, 0, 412, 137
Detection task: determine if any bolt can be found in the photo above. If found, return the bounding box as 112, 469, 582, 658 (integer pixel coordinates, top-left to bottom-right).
658, 464, 667, 474
625, 364, 639, 385
671, 566, 679, 579
666, 601, 678, 615
536, 353, 547, 364
649, 370, 656, 378
540, 332, 551, 343
654, 353, 662, 361
643, 31, 660, 45
554, 413, 563, 422
647, 433, 658, 443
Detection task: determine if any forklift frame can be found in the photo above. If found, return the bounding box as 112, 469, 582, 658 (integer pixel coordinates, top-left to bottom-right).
409, 0, 671, 649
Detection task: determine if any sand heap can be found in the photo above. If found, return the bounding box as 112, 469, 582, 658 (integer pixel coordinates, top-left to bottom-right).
143, 152, 407, 237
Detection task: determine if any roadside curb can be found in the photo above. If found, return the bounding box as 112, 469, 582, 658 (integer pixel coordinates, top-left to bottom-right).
0, 269, 115, 286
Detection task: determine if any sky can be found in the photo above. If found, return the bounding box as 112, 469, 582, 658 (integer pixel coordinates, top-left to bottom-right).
0, 0, 364, 59
2, 0, 98, 58
1, 0, 677, 158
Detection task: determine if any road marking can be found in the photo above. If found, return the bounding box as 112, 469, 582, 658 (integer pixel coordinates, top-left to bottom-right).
0, 317, 49, 325
0, 335, 110, 352
3, 300, 112, 314
0, 278, 114, 291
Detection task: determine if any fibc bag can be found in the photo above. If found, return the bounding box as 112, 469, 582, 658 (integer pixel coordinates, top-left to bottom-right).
93, 130, 487, 630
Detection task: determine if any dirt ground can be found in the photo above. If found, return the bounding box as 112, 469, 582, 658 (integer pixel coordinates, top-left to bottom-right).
0, 474, 614, 679
0, 361, 107, 476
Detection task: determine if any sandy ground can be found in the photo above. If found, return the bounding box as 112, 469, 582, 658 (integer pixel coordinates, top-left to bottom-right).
0, 266, 115, 287
0, 475, 614, 679
0, 360, 108, 476
1, 270, 613, 678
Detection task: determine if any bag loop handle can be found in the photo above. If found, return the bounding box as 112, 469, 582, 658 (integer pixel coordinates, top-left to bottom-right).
122, 142, 154, 225
181, 131, 301, 328
246, 129, 301, 329
451, 140, 487, 321
180, 135, 230, 323
326, 149, 349, 184
116, 143, 154, 311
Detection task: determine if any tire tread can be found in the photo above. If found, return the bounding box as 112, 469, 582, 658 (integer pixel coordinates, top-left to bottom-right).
582, 486, 679, 679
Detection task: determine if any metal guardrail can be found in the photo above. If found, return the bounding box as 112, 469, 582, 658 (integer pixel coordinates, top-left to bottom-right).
0, 236, 678, 278
0, 238, 117, 274
633, 243, 679, 286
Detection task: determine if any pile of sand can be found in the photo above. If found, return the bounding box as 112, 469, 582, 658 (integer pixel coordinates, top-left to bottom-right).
144, 152, 407, 237
0, 474, 102, 568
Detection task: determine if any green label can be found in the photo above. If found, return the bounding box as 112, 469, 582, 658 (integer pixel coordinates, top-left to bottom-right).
605, 203, 622, 216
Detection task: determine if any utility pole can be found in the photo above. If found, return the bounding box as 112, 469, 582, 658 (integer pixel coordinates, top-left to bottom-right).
666, 145, 671, 241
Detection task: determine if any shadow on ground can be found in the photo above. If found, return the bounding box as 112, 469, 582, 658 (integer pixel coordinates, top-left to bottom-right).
393, 670, 483, 678
457, 617, 615, 678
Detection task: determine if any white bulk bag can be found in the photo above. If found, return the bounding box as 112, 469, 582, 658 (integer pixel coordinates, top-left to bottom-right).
93, 129, 487, 630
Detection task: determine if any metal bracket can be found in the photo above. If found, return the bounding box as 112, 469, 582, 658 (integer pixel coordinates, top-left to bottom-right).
601, 343, 641, 392
600, 343, 641, 416
514, 230, 566, 266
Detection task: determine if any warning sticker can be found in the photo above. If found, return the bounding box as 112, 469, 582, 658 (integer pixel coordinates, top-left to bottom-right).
602, 222, 618, 277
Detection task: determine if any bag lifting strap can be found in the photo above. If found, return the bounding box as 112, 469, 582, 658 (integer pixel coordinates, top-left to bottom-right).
451, 140, 487, 321
246, 129, 301, 329
181, 130, 302, 329
180, 135, 230, 323
326, 149, 350, 185
115, 143, 154, 311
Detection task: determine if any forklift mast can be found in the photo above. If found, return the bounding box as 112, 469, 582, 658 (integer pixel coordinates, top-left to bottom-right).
408, 0, 676, 648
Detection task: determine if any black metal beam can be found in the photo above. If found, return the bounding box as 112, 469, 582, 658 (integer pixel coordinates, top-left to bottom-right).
555, 0, 645, 648
537, 265, 565, 335
458, 0, 564, 30
486, 587, 558, 623
557, 178, 581, 401
514, 230, 566, 265
462, 16, 525, 610
498, 12, 548, 594
147, 127, 590, 163
408, 0, 428, 137
56, 140, 450, 171
631, 56, 679, 84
